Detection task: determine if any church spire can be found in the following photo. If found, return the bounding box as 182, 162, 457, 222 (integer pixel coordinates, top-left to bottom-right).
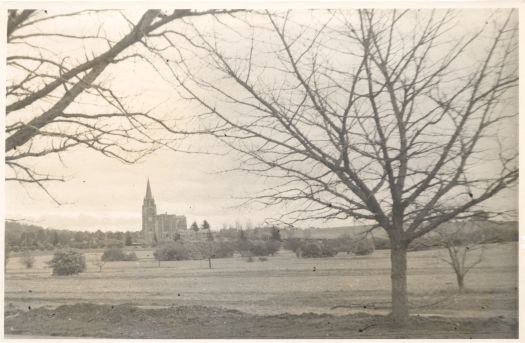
145, 178, 153, 200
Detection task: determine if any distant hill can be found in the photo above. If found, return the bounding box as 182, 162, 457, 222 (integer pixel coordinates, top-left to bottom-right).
290, 220, 518, 241
294, 225, 377, 239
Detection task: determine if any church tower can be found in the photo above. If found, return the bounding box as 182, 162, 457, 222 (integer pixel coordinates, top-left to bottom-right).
142, 178, 157, 242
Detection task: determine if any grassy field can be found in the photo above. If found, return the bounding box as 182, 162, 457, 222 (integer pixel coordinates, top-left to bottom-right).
4, 242, 518, 338
5, 242, 517, 315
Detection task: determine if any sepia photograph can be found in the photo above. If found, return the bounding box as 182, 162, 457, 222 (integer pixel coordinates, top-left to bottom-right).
3, 3, 520, 339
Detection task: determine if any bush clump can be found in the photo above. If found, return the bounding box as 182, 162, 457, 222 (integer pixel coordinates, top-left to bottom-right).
48, 250, 86, 276
408, 235, 441, 251
21, 249, 35, 268
296, 241, 337, 258
154, 242, 191, 261
236, 240, 281, 257
153, 241, 235, 261
352, 238, 375, 256
101, 247, 138, 262
298, 242, 321, 257
372, 236, 390, 250
329, 235, 353, 254
126, 251, 138, 261
209, 241, 235, 258
283, 238, 302, 252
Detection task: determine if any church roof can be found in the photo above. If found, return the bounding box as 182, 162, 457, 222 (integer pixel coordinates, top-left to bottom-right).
145, 178, 153, 199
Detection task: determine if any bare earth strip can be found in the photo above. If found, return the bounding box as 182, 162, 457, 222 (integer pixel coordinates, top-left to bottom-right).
4, 303, 517, 339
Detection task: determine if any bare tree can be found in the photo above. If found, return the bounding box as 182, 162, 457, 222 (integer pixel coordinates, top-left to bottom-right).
90, 254, 105, 272
21, 249, 35, 268
436, 221, 485, 292
164, 9, 518, 323
6, 9, 238, 202
5, 248, 11, 272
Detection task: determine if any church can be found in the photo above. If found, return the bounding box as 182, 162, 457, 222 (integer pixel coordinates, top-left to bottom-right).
141, 179, 188, 244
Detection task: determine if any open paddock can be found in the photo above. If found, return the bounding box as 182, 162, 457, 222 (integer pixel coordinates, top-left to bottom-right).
5, 242, 517, 320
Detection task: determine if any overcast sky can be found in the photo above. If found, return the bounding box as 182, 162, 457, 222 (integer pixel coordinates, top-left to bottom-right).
4, 9, 283, 231
6, 142, 285, 231
5, 8, 518, 232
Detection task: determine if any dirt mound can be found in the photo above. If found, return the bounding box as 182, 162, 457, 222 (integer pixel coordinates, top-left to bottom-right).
5, 303, 517, 339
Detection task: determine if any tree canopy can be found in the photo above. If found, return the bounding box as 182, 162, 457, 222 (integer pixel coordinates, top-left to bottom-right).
164, 9, 518, 323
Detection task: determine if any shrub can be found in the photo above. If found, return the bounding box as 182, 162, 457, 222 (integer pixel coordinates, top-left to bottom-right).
101, 247, 138, 262
154, 241, 236, 261
352, 238, 375, 256
125, 233, 133, 246
235, 239, 252, 256
300, 242, 322, 258
126, 252, 138, 261
294, 240, 337, 258
185, 242, 207, 260
283, 238, 302, 252
373, 236, 390, 250
333, 235, 353, 254
320, 243, 338, 257
408, 235, 441, 251
21, 249, 35, 268
48, 250, 86, 276
101, 247, 126, 261
259, 256, 268, 262
154, 242, 191, 261
250, 241, 268, 256
265, 240, 281, 256
237, 240, 276, 257
210, 241, 235, 258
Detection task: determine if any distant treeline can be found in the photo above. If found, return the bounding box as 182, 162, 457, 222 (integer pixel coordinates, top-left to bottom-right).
5, 219, 518, 253
5, 221, 287, 252
5, 221, 140, 252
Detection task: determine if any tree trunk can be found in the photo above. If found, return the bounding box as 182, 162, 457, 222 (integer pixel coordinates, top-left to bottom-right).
390, 242, 409, 324
456, 273, 465, 292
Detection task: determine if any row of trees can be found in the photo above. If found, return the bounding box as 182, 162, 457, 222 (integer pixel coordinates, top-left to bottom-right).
155, 225, 283, 262
216, 226, 283, 241
7, 217, 515, 255
6, 222, 140, 251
